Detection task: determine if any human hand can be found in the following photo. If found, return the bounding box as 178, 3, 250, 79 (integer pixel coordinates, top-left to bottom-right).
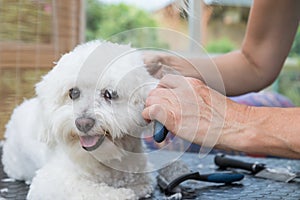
142, 74, 248, 149
143, 53, 178, 79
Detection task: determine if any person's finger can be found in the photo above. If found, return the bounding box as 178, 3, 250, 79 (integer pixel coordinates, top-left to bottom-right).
143, 53, 161, 65
142, 107, 151, 121
145, 63, 163, 79
145, 95, 173, 108
143, 53, 165, 79
142, 104, 167, 123
160, 64, 181, 76
147, 87, 166, 97
157, 74, 185, 89
146, 87, 172, 105
142, 104, 176, 134
145, 95, 159, 107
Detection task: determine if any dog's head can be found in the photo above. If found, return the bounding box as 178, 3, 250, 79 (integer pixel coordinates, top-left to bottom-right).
36, 41, 157, 162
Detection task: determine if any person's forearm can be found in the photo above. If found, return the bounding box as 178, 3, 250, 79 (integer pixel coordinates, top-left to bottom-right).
162, 51, 275, 96
185, 51, 275, 96
218, 106, 300, 158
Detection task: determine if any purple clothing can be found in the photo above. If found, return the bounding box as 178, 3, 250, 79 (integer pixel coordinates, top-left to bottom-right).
230, 91, 294, 107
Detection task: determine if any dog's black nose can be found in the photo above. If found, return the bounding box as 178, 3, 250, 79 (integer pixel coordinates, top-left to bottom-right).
75, 117, 95, 133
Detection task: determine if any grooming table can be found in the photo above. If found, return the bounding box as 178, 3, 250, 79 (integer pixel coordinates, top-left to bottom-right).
0, 148, 299, 199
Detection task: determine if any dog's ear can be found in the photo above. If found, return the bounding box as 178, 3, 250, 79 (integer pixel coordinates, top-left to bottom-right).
35, 79, 57, 147
35, 72, 67, 147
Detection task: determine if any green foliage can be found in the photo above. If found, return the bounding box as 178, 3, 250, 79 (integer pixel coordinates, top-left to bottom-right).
86, 0, 168, 48
86, 0, 105, 41
277, 68, 300, 106
205, 38, 236, 53
95, 3, 156, 38
278, 27, 300, 105
289, 27, 300, 57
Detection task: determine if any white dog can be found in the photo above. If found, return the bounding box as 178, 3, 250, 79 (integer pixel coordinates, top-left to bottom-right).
2, 41, 157, 199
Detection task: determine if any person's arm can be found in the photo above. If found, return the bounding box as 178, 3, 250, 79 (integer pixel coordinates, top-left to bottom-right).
145, 0, 300, 96
142, 75, 300, 158
220, 104, 300, 158
219, 0, 300, 95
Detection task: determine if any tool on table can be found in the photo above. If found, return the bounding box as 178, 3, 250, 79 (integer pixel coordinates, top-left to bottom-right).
214, 154, 298, 183
153, 121, 169, 143
157, 160, 244, 196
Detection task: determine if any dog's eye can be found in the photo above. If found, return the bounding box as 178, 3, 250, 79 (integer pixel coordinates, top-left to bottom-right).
103, 89, 118, 101
69, 88, 80, 100
104, 90, 112, 100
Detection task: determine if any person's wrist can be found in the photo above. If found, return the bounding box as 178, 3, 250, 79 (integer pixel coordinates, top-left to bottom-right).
216, 102, 253, 151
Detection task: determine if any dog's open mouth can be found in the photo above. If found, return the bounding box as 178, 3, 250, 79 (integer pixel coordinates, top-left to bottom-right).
79, 135, 106, 151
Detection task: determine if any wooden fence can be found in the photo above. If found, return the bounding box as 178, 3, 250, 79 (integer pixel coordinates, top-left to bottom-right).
0, 0, 85, 69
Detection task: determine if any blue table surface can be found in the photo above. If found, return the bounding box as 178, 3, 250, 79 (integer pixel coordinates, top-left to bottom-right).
0, 148, 299, 200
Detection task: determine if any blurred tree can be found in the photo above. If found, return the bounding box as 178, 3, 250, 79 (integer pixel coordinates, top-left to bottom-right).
205, 38, 236, 53
86, 0, 168, 48
86, 0, 105, 41
289, 27, 300, 57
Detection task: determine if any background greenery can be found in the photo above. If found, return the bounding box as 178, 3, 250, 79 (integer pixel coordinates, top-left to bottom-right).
205, 37, 236, 53
275, 59, 300, 106
282, 27, 300, 105
289, 27, 300, 57
86, 0, 167, 48
204, 27, 300, 106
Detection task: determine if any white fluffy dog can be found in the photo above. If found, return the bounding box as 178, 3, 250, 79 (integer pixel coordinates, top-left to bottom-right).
2, 41, 157, 199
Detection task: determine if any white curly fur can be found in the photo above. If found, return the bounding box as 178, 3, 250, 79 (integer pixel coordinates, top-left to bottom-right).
2, 41, 157, 200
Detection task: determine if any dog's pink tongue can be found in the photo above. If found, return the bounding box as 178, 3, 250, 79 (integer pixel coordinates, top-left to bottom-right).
79, 135, 100, 148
